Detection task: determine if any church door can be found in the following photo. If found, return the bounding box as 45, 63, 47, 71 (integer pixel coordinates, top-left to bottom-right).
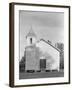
40, 59, 46, 71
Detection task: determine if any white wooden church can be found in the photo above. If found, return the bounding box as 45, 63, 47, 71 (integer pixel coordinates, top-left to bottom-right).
25, 27, 60, 72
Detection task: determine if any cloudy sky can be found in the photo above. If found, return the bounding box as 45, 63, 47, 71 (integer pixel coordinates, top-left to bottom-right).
19, 10, 64, 60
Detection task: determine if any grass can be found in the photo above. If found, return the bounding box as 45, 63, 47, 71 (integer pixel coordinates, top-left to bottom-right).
19, 70, 64, 79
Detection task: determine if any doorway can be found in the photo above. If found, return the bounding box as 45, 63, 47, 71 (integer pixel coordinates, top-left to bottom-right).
40, 59, 46, 71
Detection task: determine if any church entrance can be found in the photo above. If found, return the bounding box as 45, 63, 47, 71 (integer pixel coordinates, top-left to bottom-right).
40, 59, 46, 71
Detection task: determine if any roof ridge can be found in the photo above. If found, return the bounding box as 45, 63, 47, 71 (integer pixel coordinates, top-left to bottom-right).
40, 39, 61, 52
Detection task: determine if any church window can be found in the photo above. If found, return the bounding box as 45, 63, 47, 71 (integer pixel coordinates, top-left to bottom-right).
30, 38, 32, 44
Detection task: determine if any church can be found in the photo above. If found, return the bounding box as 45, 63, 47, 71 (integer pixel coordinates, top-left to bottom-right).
24, 27, 60, 72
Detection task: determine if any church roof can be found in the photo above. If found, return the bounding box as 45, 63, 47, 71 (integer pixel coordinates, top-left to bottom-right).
26, 27, 36, 38
39, 39, 61, 52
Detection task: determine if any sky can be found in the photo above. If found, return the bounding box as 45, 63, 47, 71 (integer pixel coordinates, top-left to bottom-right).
19, 10, 64, 60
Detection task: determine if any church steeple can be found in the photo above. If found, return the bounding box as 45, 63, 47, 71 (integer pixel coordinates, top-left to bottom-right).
26, 26, 37, 46
26, 26, 36, 38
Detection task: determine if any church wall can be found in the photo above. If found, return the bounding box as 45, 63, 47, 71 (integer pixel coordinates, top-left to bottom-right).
25, 46, 40, 71
36, 40, 60, 71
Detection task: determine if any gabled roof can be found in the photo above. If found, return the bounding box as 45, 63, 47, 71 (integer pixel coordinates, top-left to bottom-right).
26, 26, 36, 38
40, 39, 61, 52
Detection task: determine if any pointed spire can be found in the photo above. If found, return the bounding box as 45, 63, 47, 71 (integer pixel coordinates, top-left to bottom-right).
26, 26, 36, 38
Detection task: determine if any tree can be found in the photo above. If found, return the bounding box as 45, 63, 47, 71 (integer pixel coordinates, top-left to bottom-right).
55, 43, 64, 51
60, 52, 64, 69
55, 43, 64, 70
19, 51, 26, 72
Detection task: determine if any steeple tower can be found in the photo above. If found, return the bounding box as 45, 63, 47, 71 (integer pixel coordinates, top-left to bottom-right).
26, 26, 37, 46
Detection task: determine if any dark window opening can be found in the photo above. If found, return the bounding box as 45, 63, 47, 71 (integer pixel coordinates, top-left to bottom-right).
30, 38, 32, 44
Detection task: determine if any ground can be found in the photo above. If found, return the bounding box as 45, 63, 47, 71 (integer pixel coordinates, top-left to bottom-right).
19, 70, 64, 79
